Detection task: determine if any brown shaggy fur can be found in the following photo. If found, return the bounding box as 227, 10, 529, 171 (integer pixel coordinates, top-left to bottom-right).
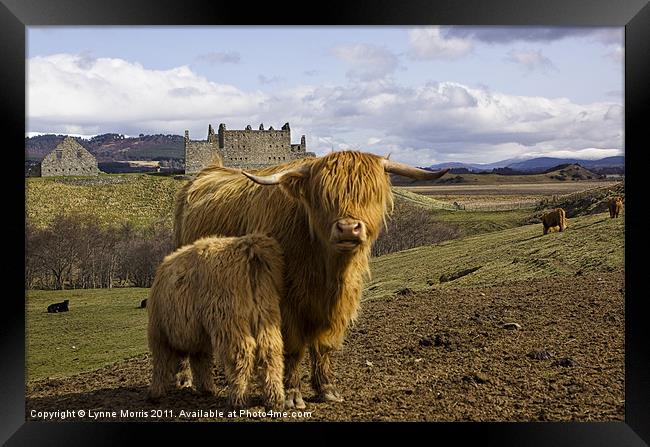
147, 234, 285, 410
608, 196, 623, 218
174, 151, 401, 408
541, 208, 568, 235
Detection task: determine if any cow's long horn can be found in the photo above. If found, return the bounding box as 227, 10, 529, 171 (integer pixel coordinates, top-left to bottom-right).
383, 159, 450, 180
242, 164, 310, 185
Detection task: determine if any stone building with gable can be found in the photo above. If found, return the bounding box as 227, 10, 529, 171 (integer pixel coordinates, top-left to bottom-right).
184, 122, 315, 174
40, 137, 100, 177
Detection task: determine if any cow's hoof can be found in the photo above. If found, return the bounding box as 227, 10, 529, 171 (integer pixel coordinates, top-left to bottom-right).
320, 386, 343, 403
285, 388, 306, 409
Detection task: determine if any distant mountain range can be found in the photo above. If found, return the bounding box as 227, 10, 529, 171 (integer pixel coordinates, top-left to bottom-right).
25, 133, 624, 176
426, 156, 624, 174
25, 133, 184, 162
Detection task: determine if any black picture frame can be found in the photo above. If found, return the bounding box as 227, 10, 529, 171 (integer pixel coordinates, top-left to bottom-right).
3, 0, 648, 444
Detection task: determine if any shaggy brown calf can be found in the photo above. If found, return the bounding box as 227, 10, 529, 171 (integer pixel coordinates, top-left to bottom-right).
541, 208, 568, 235
147, 234, 285, 410
173, 150, 448, 408
608, 196, 623, 218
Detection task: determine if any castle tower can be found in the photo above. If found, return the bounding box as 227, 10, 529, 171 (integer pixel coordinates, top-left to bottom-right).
218, 123, 226, 148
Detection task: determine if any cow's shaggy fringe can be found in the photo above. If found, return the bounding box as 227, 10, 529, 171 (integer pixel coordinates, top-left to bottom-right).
147, 234, 285, 410
173, 151, 395, 407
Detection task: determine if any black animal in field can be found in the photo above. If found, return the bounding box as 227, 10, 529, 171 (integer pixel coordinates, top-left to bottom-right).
140, 299, 147, 309
47, 299, 69, 313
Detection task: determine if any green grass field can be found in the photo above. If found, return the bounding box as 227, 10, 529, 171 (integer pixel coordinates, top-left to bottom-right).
26, 288, 149, 381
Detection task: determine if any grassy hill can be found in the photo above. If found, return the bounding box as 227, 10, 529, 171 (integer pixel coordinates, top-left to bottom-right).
26, 209, 624, 381
364, 211, 624, 302
26, 174, 188, 229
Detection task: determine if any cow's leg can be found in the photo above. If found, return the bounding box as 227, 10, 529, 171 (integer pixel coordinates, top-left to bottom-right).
284, 344, 306, 409
310, 343, 343, 403
175, 356, 193, 389
189, 351, 216, 396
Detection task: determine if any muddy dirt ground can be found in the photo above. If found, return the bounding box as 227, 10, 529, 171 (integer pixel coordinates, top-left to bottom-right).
26, 271, 624, 422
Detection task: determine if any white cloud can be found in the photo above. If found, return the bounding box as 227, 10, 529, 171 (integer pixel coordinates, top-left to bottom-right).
265, 80, 623, 165
532, 148, 621, 159
408, 27, 473, 60
28, 53, 267, 135
331, 44, 400, 80
506, 49, 557, 74
27, 53, 623, 166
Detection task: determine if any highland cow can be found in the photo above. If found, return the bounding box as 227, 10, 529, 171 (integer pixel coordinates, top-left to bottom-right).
173, 150, 449, 408
147, 234, 285, 410
608, 196, 623, 218
47, 299, 69, 313
541, 208, 568, 235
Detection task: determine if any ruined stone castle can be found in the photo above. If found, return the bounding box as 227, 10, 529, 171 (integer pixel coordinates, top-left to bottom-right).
40, 137, 100, 177
184, 122, 315, 173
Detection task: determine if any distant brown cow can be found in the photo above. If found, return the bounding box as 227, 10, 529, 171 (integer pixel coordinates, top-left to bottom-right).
147, 234, 285, 410
608, 196, 623, 218
541, 208, 568, 235
173, 150, 449, 408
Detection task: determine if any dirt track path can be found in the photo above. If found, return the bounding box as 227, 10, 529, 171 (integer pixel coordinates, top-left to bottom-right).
27, 271, 624, 422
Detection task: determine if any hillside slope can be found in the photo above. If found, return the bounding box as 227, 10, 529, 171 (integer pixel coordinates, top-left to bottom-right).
365, 211, 624, 301
26, 174, 187, 229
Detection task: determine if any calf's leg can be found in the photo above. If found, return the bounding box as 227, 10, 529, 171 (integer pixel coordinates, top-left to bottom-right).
223, 334, 256, 409
256, 323, 285, 411
149, 335, 180, 400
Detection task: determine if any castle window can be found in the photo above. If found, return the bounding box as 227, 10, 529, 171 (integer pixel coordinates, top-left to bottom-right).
56, 150, 62, 160
77, 150, 83, 158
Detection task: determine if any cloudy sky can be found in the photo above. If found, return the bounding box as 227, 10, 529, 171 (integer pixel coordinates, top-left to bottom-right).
27, 26, 624, 165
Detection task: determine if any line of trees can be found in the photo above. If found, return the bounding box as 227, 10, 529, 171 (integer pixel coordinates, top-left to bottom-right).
26, 214, 173, 290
